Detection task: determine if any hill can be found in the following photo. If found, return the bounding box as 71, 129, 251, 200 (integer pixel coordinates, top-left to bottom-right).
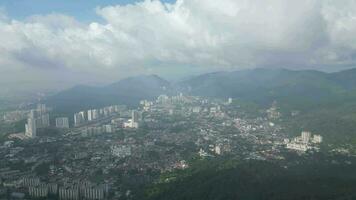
46, 75, 172, 113
143, 156, 356, 200
181, 68, 356, 109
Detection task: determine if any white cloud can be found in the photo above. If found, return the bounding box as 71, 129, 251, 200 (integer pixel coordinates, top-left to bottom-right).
1, 0, 356, 88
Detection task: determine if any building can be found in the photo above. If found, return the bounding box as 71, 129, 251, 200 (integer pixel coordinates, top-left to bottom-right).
192, 106, 201, 113
312, 135, 323, 143
25, 115, 37, 138
74, 112, 85, 127
59, 187, 79, 200
92, 109, 99, 120
32, 105, 50, 128
56, 117, 70, 129
123, 110, 140, 128
157, 95, 169, 104
39, 113, 50, 128
123, 119, 139, 128
37, 104, 47, 114
215, 145, 221, 155
48, 183, 58, 195
301, 131, 311, 143
132, 110, 140, 123
87, 110, 93, 121
24, 105, 51, 137
29, 184, 48, 198
286, 143, 309, 152
228, 98, 233, 104
82, 186, 105, 200
22, 177, 40, 187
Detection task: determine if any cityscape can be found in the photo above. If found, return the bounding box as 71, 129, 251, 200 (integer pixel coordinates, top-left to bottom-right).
2, 0, 356, 199
3, 92, 351, 200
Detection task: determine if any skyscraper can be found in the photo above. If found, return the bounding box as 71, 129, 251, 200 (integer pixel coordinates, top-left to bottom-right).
132, 110, 139, 123
25, 113, 37, 138
74, 111, 86, 126
301, 131, 311, 143
87, 110, 93, 121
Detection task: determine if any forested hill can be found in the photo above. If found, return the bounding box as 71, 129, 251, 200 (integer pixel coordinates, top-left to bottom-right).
46, 75, 172, 113
143, 156, 356, 200
181, 68, 356, 110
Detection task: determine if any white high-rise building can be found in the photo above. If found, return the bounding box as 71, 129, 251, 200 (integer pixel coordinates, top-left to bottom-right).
87, 110, 93, 121
228, 98, 233, 104
74, 111, 86, 126
301, 131, 311, 143
25, 117, 37, 138
79, 111, 85, 120
24, 105, 51, 138
56, 117, 69, 128
92, 109, 99, 120
74, 113, 80, 126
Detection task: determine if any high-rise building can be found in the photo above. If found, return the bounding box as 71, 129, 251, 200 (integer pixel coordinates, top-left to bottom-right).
92, 109, 99, 120
79, 111, 85, 120
58, 187, 79, 200
228, 98, 233, 104
25, 112, 37, 138
87, 110, 93, 121
83, 186, 105, 200
301, 131, 311, 143
132, 110, 139, 122
29, 184, 48, 198
74, 114, 80, 127
56, 117, 69, 128
24, 105, 51, 138
74, 112, 85, 127
40, 113, 50, 128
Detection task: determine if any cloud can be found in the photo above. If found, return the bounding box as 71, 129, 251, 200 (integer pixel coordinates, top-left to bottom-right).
1, 0, 356, 88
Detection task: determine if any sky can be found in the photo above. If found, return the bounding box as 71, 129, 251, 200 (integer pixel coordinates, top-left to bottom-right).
1, 0, 356, 93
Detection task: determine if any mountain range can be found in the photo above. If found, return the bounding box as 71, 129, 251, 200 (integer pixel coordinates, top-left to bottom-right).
47, 68, 356, 113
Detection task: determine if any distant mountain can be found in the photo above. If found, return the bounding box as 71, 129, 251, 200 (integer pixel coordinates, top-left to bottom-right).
180, 68, 356, 110
46, 75, 172, 113
47, 68, 356, 114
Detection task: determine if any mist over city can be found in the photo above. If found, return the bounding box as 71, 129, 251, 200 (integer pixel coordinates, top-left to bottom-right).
1, 1, 356, 200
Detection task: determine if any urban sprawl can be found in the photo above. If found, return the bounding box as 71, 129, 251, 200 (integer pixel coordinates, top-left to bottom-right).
1, 94, 326, 199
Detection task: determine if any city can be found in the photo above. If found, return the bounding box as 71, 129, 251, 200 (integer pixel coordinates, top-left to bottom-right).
1, 0, 356, 199
0, 93, 336, 200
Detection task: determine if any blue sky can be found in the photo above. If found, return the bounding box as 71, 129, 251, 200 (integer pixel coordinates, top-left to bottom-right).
0, 0, 176, 22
